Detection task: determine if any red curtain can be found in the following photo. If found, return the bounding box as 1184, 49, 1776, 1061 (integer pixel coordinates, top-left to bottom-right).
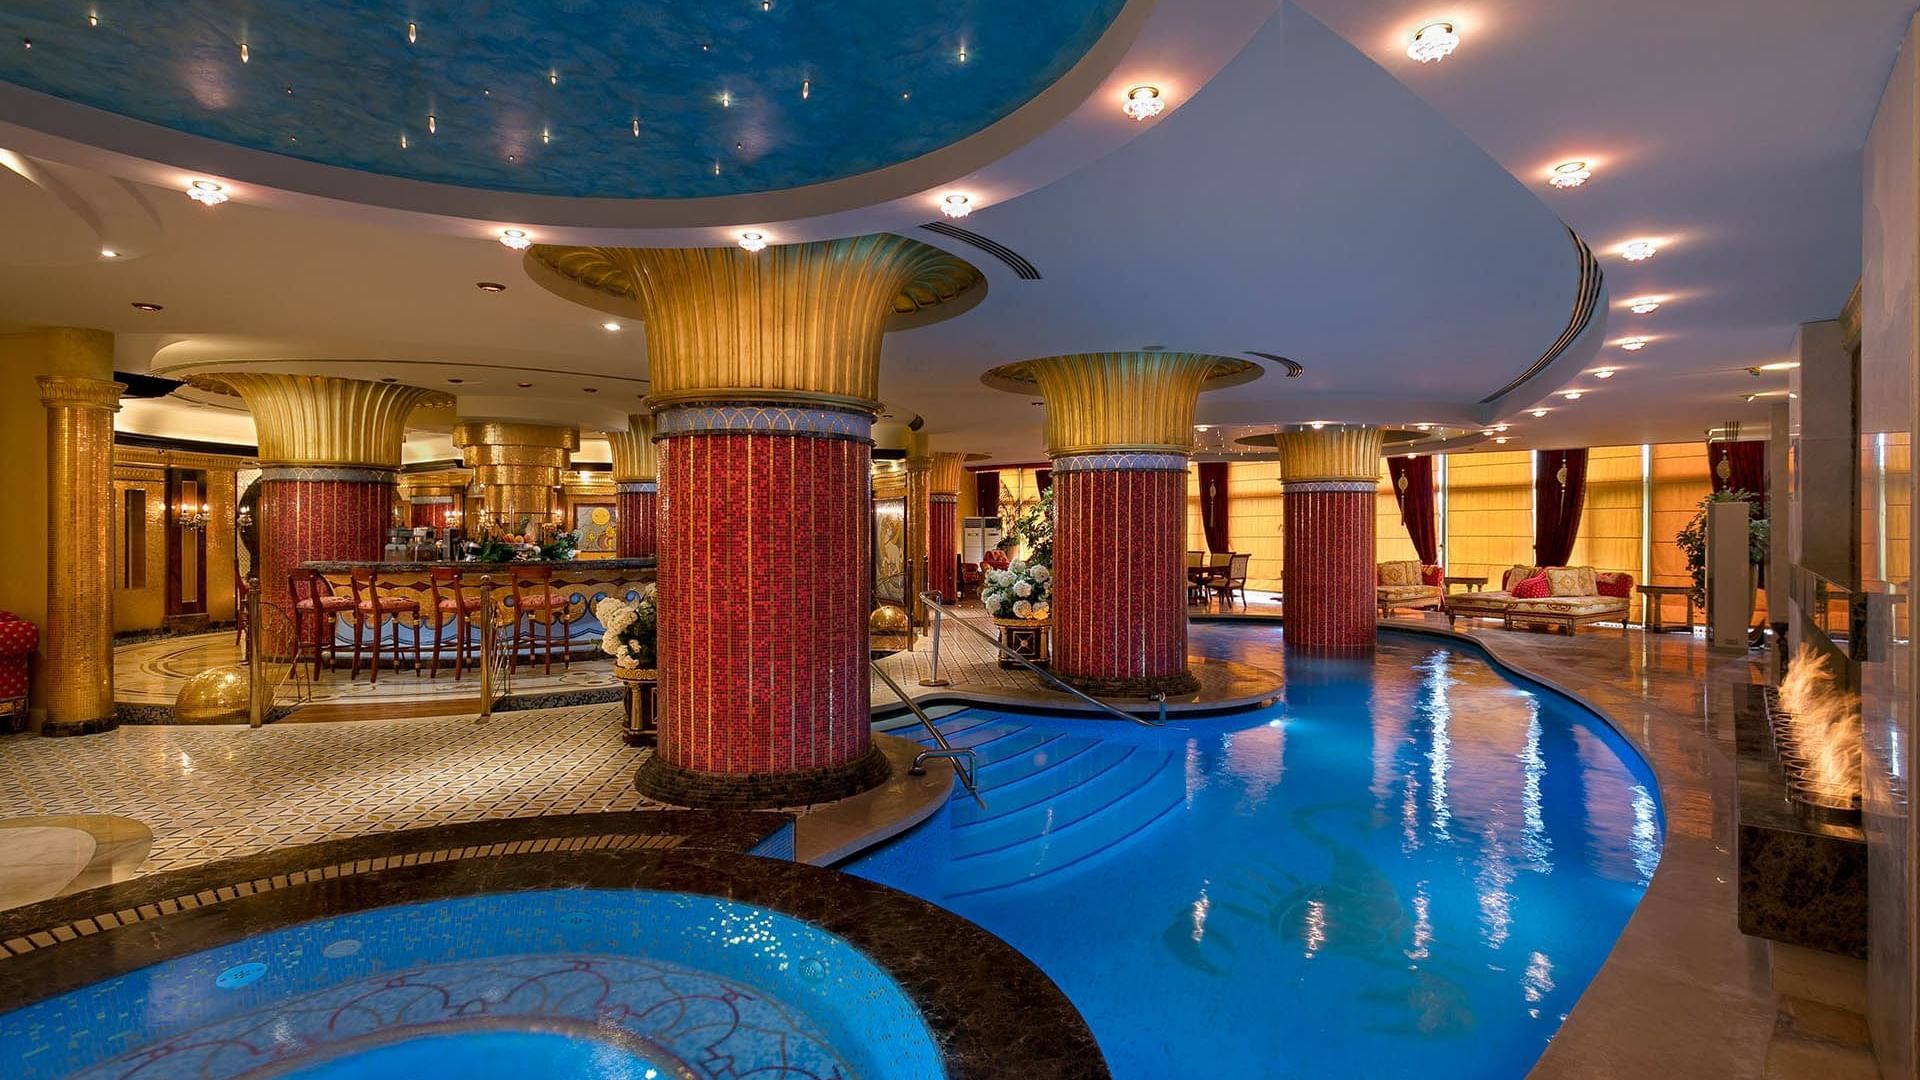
1534, 449, 1588, 567
975, 470, 1000, 520
1386, 456, 1437, 565
1197, 462, 1230, 554
1708, 440, 1768, 517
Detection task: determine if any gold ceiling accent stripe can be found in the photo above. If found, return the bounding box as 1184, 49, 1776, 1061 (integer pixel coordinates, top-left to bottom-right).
1478, 227, 1604, 404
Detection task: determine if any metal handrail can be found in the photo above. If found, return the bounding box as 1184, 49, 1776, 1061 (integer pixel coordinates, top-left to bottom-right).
870, 660, 986, 808
917, 591, 1162, 727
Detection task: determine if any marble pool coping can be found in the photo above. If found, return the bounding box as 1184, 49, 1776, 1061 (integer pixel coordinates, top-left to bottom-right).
0, 813, 1108, 1080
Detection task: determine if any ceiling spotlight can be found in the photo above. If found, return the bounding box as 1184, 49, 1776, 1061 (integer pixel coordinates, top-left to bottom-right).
1627, 297, 1661, 314
601, 321, 622, 332
1493, 423, 1509, 432
1562, 390, 1584, 400
1549, 161, 1592, 189
446, 378, 464, 385
1494, 436, 1510, 445
1620, 240, 1658, 262
1619, 337, 1648, 351
1414, 423, 1432, 431
738, 231, 767, 252
1122, 85, 1164, 121
1308, 421, 1327, 430
100, 248, 119, 258
476, 281, 507, 292
941, 193, 972, 218
239, 42, 249, 63
130, 302, 164, 312
1406, 22, 1459, 63
1480, 429, 1496, 437
407, 21, 417, 44
517, 381, 533, 388
498, 228, 531, 250
186, 179, 228, 206
1530, 408, 1549, 418
1593, 368, 1617, 379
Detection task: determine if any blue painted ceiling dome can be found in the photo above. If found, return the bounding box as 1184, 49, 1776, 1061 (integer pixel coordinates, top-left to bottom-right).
0, 0, 1128, 199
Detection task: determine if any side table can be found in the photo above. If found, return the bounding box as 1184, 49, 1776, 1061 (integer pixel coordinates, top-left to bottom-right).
613, 665, 659, 746
1637, 584, 1695, 633
992, 617, 1051, 669
1443, 575, 1489, 594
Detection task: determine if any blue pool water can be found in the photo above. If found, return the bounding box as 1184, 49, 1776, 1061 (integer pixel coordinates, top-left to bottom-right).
4, 890, 942, 1080
847, 629, 1662, 1079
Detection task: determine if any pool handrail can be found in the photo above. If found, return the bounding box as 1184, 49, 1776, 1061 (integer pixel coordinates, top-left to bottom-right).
917, 591, 1163, 728
869, 660, 986, 808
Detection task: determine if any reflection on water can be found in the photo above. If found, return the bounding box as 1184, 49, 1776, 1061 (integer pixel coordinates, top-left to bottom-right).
848, 627, 1662, 1079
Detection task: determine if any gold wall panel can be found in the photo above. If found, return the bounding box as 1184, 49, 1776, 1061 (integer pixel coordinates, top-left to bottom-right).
985, 352, 1260, 457
607, 413, 658, 482
112, 469, 166, 633
1274, 425, 1385, 483
211, 374, 431, 468
1566, 444, 1645, 590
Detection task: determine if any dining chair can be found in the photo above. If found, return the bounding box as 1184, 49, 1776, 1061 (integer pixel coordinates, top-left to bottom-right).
1211, 553, 1252, 611
288, 570, 353, 679
508, 565, 573, 675
427, 566, 485, 679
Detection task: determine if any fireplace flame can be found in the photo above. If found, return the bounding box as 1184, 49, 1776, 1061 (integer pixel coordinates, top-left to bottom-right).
1777, 645, 1862, 799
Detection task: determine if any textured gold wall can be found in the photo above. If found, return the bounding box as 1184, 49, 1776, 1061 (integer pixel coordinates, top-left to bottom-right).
112, 464, 167, 633
1649, 442, 1711, 621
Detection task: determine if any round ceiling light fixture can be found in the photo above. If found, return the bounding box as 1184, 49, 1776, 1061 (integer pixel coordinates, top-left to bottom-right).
476, 281, 506, 292
1620, 239, 1658, 262
601, 321, 622, 332
738, 231, 767, 252
1414, 423, 1433, 431
1549, 161, 1592, 189
1593, 368, 1617, 379
941, 193, 972, 218
130, 301, 164, 312
1308, 421, 1327, 430
100, 248, 119, 258
1627, 297, 1661, 314
186, 180, 228, 206
1122, 85, 1164, 121
1406, 22, 1459, 63
1494, 436, 1510, 445
498, 228, 532, 250
1530, 408, 1549, 418
1619, 337, 1649, 351
1562, 390, 1584, 400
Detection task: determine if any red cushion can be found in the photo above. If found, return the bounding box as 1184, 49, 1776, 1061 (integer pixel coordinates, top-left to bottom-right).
296, 596, 355, 612
1421, 565, 1444, 587
356, 597, 419, 612
1511, 573, 1552, 600
438, 596, 484, 611
1596, 572, 1634, 598
517, 590, 573, 609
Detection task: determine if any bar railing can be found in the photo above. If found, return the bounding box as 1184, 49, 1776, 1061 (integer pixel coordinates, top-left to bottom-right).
242, 575, 311, 728
917, 591, 1164, 727
870, 659, 984, 808
476, 575, 510, 719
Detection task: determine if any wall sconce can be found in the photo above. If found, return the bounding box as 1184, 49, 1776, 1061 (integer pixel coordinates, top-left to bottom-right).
175, 501, 211, 530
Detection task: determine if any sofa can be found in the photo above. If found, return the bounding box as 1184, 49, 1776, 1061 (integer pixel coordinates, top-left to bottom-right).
1377, 561, 1444, 616
1445, 565, 1633, 633
0, 610, 37, 733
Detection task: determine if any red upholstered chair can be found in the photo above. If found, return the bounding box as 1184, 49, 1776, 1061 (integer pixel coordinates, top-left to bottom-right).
1421, 565, 1445, 588
1596, 571, 1635, 598
0, 611, 38, 734
507, 565, 573, 675
427, 567, 485, 680
347, 567, 422, 683
289, 570, 354, 679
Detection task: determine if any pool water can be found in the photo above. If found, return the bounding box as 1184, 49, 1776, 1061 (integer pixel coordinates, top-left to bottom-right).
848, 630, 1661, 1079
3, 890, 943, 1080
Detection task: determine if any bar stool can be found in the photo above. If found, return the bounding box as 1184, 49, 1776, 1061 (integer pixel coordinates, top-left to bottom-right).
427, 566, 485, 679
289, 570, 353, 679
508, 565, 572, 676
347, 567, 422, 683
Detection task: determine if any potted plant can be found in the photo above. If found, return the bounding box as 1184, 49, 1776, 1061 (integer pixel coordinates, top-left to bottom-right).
1675, 488, 1769, 610
538, 527, 581, 562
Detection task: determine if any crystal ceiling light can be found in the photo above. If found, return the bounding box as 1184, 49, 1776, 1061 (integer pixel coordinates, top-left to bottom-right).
738, 231, 767, 252
1406, 22, 1459, 63
1620, 240, 1658, 261
1562, 390, 1584, 400
1619, 337, 1648, 351
941, 194, 972, 218
1627, 297, 1661, 314
498, 228, 531, 250
1122, 85, 1164, 121
1593, 368, 1617, 379
1549, 161, 1592, 189
187, 180, 229, 206
1531, 408, 1549, 417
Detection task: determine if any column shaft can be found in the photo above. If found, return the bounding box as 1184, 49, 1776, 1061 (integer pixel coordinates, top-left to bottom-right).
1276, 426, 1383, 652
905, 449, 932, 620
38, 373, 123, 734
927, 452, 966, 603
1053, 455, 1192, 695
608, 415, 659, 558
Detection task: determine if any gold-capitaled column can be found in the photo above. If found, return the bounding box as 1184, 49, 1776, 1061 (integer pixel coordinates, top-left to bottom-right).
927, 451, 968, 603
38, 367, 124, 734
606, 413, 658, 483
607, 414, 658, 559
905, 433, 933, 621
209, 373, 433, 468
1274, 425, 1385, 483
1274, 424, 1384, 652
452, 421, 579, 534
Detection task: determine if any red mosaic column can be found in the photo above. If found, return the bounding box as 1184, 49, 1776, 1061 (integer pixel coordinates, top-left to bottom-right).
1052, 454, 1197, 695
1277, 426, 1384, 652
259, 469, 395, 639
647, 405, 886, 806
616, 483, 657, 558
927, 451, 966, 603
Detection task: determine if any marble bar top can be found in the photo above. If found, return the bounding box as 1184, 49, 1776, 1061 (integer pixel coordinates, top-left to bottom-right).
304, 557, 656, 573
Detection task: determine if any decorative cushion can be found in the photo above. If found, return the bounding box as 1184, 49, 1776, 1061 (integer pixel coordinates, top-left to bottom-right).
1501, 565, 1539, 592
1545, 567, 1598, 597
1511, 573, 1552, 600
1508, 596, 1630, 617
1596, 571, 1634, 598
1377, 560, 1421, 586
1421, 565, 1445, 588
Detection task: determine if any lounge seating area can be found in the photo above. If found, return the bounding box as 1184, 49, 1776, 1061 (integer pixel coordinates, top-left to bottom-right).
1188, 551, 1252, 609
1376, 560, 1445, 616
1444, 565, 1634, 633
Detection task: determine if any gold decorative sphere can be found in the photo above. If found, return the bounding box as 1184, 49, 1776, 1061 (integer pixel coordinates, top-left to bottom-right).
173, 665, 253, 725
869, 606, 910, 633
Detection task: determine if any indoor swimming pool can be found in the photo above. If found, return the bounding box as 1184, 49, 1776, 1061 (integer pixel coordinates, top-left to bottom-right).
849, 628, 1662, 1079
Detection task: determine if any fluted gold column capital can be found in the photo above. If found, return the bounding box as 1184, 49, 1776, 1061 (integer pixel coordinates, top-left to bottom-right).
606, 414, 658, 483
983, 352, 1261, 458
928, 452, 968, 496
1274, 425, 1384, 483
208, 373, 431, 469
37, 374, 126, 411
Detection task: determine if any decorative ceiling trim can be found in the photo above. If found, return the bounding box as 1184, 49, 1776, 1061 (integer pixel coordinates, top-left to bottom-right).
1478, 227, 1604, 404
917, 221, 1042, 280
1243, 351, 1304, 377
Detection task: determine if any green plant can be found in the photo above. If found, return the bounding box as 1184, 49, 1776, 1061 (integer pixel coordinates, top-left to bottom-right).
538, 529, 580, 562
1674, 488, 1770, 606
1011, 486, 1054, 568
465, 531, 518, 563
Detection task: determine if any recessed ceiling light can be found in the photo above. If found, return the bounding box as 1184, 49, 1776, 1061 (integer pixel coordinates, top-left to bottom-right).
1494, 436, 1510, 445
1531, 408, 1549, 418
517, 381, 533, 388
1480, 429, 1496, 437
1619, 337, 1649, 351
1593, 368, 1617, 379
498, 228, 531, 250
738, 231, 767, 252
1627, 297, 1661, 314
380, 377, 397, 383
130, 301, 164, 312
100, 248, 118, 258
1414, 423, 1432, 431
1493, 423, 1509, 432
601, 321, 622, 332
1406, 22, 1459, 63
941, 193, 972, 218
186, 180, 228, 206
1122, 85, 1164, 121
1308, 421, 1327, 430
1562, 390, 1584, 400
446, 378, 464, 384
476, 281, 506, 292
1549, 161, 1592, 189
1620, 239, 1658, 262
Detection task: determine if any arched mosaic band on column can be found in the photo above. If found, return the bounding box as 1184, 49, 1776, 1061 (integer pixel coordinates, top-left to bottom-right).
1051, 451, 1199, 697
615, 481, 659, 560
638, 402, 889, 808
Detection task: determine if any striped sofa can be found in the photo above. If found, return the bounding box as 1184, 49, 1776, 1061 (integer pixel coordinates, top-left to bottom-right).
1446, 566, 1633, 633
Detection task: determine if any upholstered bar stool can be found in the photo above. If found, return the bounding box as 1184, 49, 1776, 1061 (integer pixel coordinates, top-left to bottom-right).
347, 567, 422, 683
507, 565, 572, 676
427, 566, 484, 679
289, 570, 353, 679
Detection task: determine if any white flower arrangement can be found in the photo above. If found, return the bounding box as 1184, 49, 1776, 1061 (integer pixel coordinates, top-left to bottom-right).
595, 584, 658, 668
983, 561, 1050, 621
